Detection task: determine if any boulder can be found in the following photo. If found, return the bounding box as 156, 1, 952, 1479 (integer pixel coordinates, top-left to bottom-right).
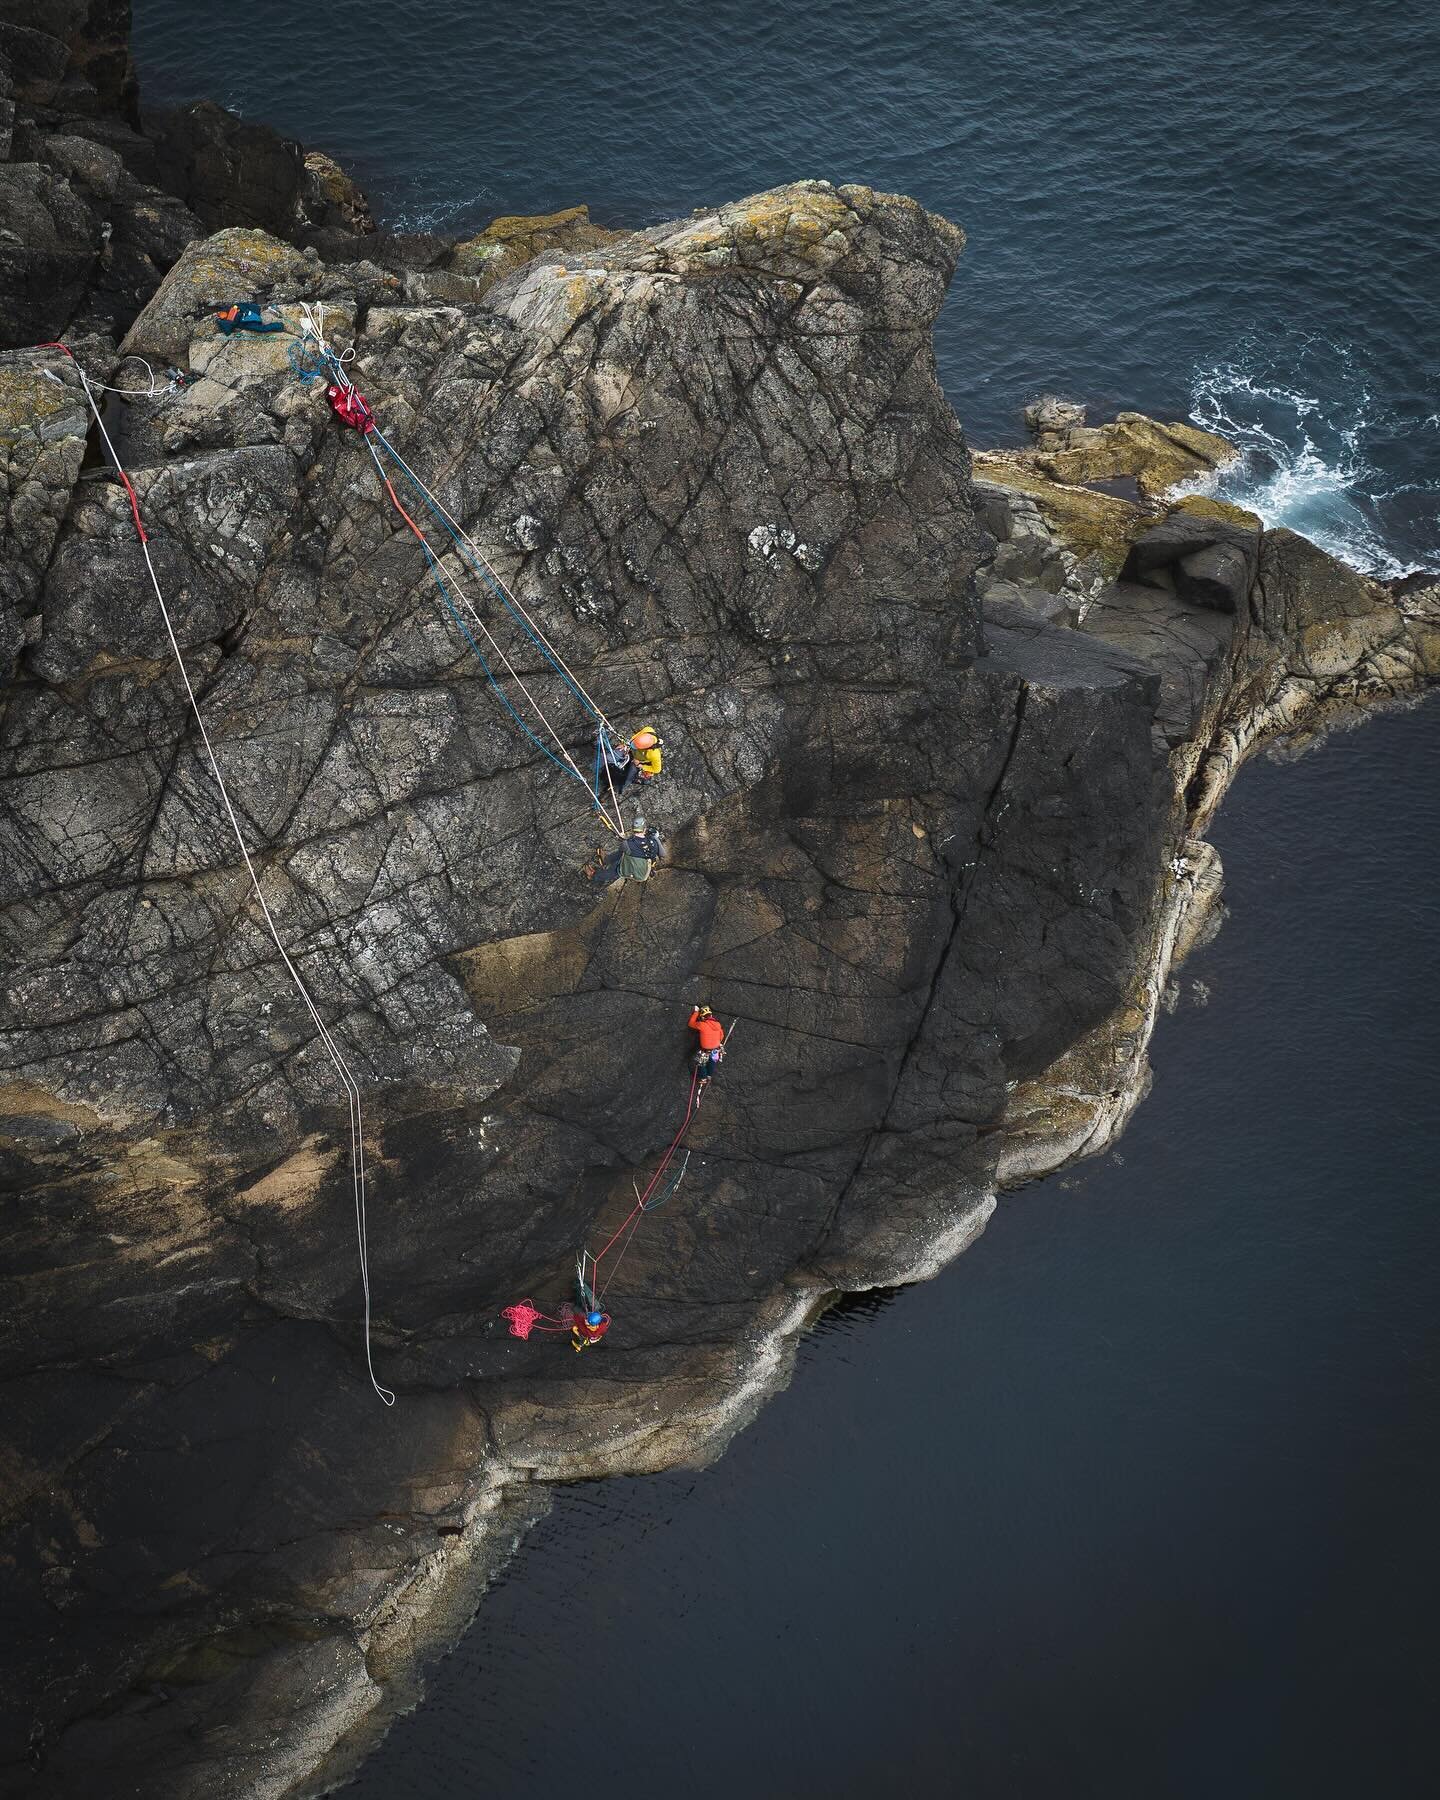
972, 450, 1146, 573
117, 225, 315, 359
1121, 511, 1260, 611
1034, 411, 1239, 499
1024, 392, 1086, 444
1171, 490, 1262, 531
1175, 541, 1253, 613
0, 0, 137, 119
296, 149, 376, 238
0, 352, 90, 677
148, 99, 306, 236
0, 16, 68, 108
449, 202, 625, 295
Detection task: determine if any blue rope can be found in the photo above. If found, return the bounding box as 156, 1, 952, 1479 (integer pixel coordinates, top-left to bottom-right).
368, 428, 603, 724
303, 343, 611, 813
289, 339, 325, 383
593, 734, 607, 806
642, 1151, 691, 1213
401, 513, 587, 786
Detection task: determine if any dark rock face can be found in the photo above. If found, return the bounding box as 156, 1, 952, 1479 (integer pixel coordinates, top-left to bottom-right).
147, 99, 306, 237
1122, 512, 1260, 613
0, 176, 1197, 1793
0, 159, 98, 339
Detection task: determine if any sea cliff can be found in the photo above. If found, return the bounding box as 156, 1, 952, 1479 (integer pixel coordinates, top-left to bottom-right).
1, 6, 1437, 1796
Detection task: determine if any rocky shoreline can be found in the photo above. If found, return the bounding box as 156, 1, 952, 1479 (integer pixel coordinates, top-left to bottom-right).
2, 7, 1438, 1798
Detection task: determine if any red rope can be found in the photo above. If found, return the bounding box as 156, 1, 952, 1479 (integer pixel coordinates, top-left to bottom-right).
591, 1068, 701, 1293
40, 341, 147, 542
376, 461, 429, 548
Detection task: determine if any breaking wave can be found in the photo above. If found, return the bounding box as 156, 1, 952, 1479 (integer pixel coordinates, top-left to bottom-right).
1183, 342, 1438, 580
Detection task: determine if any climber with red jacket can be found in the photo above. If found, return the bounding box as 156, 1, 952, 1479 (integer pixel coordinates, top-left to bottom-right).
571, 1309, 611, 1353
688, 1004, 727, 1086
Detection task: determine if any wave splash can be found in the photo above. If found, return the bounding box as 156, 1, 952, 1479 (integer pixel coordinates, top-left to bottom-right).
1183, 341, 1437, 580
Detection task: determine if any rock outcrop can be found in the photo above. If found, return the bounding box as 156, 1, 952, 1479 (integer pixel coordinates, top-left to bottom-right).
0, 0, 387, 353
1, 15, 1437, 1800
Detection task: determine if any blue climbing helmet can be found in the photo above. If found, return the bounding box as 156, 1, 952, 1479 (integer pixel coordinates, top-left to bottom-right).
587, 1311, 603, 1327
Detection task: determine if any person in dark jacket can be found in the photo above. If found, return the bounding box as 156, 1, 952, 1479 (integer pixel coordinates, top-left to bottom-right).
583, 819, 664, 887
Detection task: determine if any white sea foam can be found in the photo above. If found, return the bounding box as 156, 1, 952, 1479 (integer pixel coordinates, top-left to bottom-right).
1182, 347, 1436, 580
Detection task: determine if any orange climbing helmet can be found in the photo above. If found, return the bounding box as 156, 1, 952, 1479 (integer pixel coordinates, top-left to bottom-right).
631, 727, 660, 750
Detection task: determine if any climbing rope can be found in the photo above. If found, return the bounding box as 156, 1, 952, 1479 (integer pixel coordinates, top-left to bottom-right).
361, 436, 624, 831
501, 1299, 572, 1339
589, 1068, 702, 1300
592, 1018, 737, 1298
595, 1149, 692, 1299
367, 426, 617, 732
293, 306, 626, 834
300, 306, 610, 741
40, 354, 184, 401
42, 341, 394, 1407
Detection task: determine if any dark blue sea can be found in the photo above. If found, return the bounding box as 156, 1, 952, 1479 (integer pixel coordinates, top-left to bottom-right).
133, 3, 1440, 1794
138, 0, 1439, 576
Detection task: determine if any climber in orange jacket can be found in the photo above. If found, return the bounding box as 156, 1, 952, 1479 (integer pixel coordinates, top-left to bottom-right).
688, 1004, 726, 1085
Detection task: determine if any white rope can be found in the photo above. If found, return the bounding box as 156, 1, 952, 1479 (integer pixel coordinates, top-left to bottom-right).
361, 437, 618, 820
599, 729, 627, 834
69, 354, 394, 1406
361, 435, 629, 837
299, 298, 620, 741
304, 307, 630, 841
374, 431, 618, 736
40, 355, 180, 400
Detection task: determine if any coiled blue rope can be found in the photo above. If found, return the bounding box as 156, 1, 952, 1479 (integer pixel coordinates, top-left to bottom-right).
289, 339, 326, 384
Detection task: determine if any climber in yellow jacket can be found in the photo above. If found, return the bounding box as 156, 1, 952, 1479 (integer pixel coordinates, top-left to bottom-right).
615, 726, 663, 796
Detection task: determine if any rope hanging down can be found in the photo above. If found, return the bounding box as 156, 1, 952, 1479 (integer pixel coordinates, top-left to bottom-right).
579, 1068, 703, 1309
294, 307, 626, 835
575, 1015, 737, 1311
42, 342, 395, 1408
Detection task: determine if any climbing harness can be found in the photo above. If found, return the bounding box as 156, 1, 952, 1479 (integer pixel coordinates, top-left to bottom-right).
40, 341, 394, 1407
693, 1018, 736, 1107
214, 301, 283, 336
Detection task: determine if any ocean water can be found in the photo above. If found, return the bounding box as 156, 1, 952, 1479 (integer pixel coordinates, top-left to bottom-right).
336, 705, 1440, 1798
135, 0, 1439, 578
127, 4, 1440, 1795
